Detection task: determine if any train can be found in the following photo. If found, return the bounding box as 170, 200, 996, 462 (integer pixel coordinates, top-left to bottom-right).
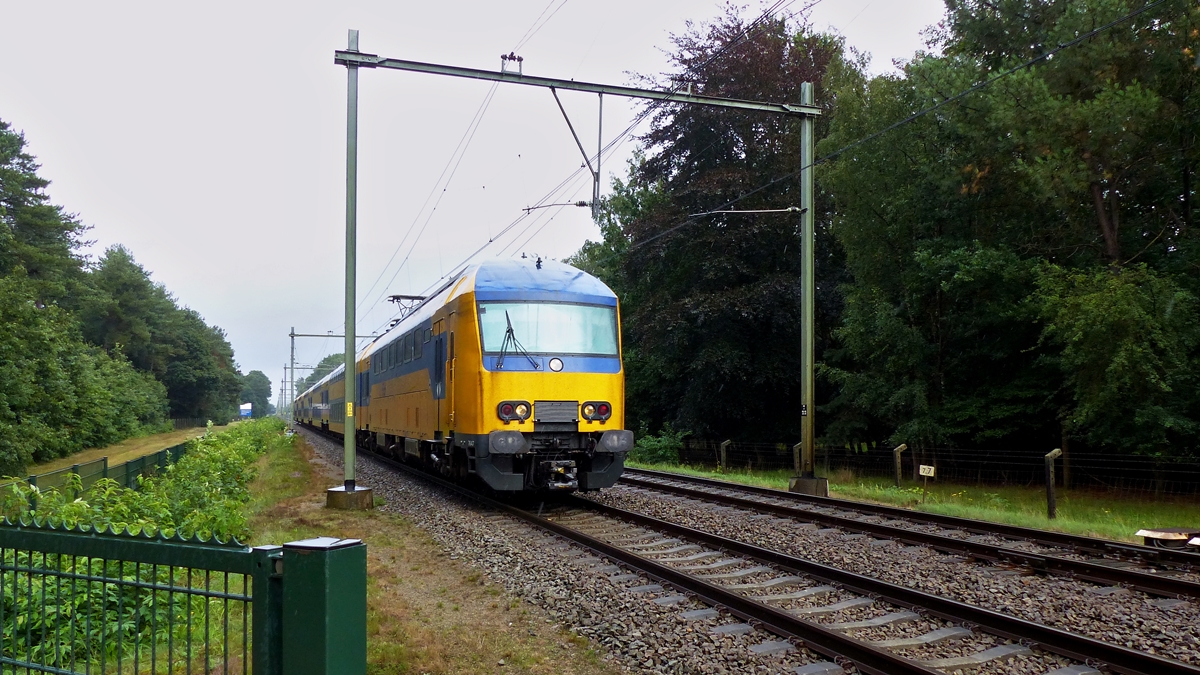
293, 257, 633, 492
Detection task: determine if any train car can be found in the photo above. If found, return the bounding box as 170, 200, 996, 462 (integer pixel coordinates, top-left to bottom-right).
295, 258, 632, 492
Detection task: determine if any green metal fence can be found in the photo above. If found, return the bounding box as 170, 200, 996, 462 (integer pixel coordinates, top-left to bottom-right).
27, 443, 191, 496
0, 521, 366, 675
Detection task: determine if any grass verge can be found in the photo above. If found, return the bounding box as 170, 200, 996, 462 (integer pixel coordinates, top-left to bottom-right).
247, 434, 620, 675
627, 461, 1200, 543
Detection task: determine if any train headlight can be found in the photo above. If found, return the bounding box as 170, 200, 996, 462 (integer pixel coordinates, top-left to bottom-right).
497, 400, 531, 423
581, 401, 612, 421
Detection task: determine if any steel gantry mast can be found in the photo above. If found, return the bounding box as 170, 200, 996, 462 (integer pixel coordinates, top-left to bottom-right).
333, 31, 824, 495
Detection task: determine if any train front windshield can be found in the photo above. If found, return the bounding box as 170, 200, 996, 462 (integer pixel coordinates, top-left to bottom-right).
478, 302, 618, 356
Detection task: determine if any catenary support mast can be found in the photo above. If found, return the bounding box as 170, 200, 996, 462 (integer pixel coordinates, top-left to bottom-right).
343, 29, 361, 493
333, 33, 823, 496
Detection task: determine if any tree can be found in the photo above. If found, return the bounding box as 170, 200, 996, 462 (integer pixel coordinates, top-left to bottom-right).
0, 119, 169, 474
0, 271, 168, 474
571, 8, 849, 440
0, 120, 87, 304
80, 246, 243, 420
240, 371, 273, 419
819, 0, 1200, 455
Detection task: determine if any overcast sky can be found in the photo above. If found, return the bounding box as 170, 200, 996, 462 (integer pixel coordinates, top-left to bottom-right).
1, 0, 945, 404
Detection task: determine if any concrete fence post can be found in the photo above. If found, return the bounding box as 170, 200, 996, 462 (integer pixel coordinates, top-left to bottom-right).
719, 440, 731, 470
892, 444, 907, 487
1045, 448, 1063, 519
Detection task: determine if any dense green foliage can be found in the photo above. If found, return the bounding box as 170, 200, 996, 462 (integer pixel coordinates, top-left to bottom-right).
0, 419, 288, 669
79, 246, 243, 420
0, 272, 168, 473
571, 10, 847, 440
2, 418, 289, 540
820, 0, 1200, 457
628, 423, 686, 464
0, 119, 245, 472
573, 1, 1200, 459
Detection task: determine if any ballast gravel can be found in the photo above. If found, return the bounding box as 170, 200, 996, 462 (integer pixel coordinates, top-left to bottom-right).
299, 430, 832, 674
588, 485, 1200, 667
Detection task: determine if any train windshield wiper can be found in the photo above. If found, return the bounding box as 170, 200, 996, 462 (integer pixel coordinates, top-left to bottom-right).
496, 310, 540, 370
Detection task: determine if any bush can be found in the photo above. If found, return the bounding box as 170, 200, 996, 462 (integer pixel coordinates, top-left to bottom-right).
0, 417, 289, 541
630, 423, 686, 465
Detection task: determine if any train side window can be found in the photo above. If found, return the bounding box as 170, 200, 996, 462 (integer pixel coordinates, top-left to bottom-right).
423, 329, 431, 343
405, 332, 415, 362
414, 331, 423, 360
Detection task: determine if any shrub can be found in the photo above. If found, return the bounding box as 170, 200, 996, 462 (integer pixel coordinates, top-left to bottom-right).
1, 417, 289, 541
630, 423, 686, 465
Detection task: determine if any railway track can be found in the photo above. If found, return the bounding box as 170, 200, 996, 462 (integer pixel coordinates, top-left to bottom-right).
303, 427, 1198, 675
622, 468, 1200, 563
621, 468, 1200, 599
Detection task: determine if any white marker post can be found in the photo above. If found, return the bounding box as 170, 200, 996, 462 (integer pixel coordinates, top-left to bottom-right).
919, 464, 936, 504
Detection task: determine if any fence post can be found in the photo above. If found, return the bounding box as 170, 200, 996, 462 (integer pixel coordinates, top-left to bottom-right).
252, 545, 285, 675
719, 440, 730, 470
792, 442, 802, 475
102, 456, 108, 479
282, 537, 367, 675
71, 463, 80, 499
892, 444, 907, 487
1045, 448, 1062, 519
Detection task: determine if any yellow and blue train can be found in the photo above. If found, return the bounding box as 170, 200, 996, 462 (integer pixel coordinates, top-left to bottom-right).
294, 258, 632, 492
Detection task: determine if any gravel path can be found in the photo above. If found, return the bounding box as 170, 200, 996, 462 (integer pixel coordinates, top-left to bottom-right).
588, 485, 1200, 666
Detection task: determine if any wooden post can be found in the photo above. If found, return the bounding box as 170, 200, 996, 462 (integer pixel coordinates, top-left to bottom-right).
719, 440, 730, 471
1045, 448, 1062, 519
892, 444, 907, 487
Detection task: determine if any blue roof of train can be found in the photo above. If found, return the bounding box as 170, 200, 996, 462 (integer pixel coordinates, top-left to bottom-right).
473, 258, 617, 306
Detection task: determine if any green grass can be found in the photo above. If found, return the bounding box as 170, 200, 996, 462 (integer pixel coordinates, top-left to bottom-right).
626, 461, 1200, 543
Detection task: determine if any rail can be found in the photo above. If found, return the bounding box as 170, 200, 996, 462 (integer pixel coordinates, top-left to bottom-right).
622, 469, 1200, 599
624, 467, 1200, 567
332, 428, 1194, 675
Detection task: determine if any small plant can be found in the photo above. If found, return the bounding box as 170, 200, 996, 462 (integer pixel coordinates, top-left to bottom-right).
629, 423, 686, 465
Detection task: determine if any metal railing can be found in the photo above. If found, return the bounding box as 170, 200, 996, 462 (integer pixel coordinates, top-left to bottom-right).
0, 520, 365, 675
27, 444, 190, 496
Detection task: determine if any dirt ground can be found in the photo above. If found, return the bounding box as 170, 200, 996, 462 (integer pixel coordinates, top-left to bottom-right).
247, 434, 624, 675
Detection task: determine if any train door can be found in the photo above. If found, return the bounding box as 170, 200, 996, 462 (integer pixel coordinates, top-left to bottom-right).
447, 329, 456, 430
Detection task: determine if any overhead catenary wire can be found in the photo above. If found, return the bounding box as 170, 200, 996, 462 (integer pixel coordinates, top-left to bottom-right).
344, 3, 587, 341
358, 0, 821, 341
508, 0, 822, 253
355, 82, 501, 316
